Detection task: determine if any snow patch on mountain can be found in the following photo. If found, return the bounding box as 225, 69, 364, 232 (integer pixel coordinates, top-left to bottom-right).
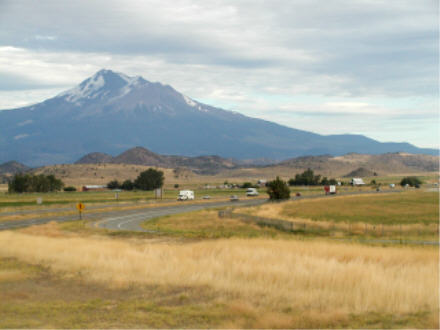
115, 76, 146, 99
183, 94, 197, 107
59, 73, 105, 103
17, 119, 33, 127
13, 134, 29, 140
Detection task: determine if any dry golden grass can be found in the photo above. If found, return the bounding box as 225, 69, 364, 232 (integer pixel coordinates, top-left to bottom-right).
0, 229, 437, 328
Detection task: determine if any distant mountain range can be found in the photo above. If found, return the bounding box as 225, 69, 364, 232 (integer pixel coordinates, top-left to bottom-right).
76, 146, 236, 174
276, 152, 439, 176
0, 69, 436, 167
0, 160, 31, 183
1, 149, 437, 184
76, 147, 439, 175
0, 161, 30, 175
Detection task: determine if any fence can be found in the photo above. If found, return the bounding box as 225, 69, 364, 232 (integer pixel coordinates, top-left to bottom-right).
218, 210, 439, 244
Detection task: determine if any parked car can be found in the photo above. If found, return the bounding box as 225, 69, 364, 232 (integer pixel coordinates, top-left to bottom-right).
230, 195, 239, 201
202, 195, 211, 200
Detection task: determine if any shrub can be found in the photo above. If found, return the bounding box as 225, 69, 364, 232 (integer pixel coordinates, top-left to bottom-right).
400, 176, 422, 187
267, 176, 290, 200
63, 186, 77, 192
107, 180, 121, 189
121, 180, 134, 191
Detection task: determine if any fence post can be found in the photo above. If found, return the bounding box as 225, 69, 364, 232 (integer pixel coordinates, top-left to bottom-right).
381, 223, 384, 237
400, 224, 402, 244
365, 223, 367, 235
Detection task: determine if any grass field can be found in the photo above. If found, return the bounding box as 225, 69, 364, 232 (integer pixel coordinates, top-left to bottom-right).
141, 209, 284, 239
0, 227, 438, 328
0, 187, 438, 328
238, 191, 439, 241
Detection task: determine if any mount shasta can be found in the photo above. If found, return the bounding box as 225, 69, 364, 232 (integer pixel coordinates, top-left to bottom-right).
0, 69, 435, 166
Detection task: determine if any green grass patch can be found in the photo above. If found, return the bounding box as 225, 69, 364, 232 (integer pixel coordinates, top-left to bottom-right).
141, 210, 284, 239
282, 191, 439, 225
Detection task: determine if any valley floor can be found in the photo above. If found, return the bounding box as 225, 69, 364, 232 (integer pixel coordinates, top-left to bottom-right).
0, 188, 438, 328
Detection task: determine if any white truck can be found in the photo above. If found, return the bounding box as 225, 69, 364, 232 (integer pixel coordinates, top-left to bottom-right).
178, 190, 194, 201
246, 188, 259, 196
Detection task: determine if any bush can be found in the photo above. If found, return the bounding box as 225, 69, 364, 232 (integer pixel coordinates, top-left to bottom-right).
8, 174, 64, 193
267, 176, 290, 200
121, 180, 134, 191
241, 182, 254, 189
134, 168, 164, 190
107, 180, 121, 190
63, 186, 77, 192
328, 178, 337, 185
289, 169, 321, 186
174, 184, 179, 189
400, 176, 422, 187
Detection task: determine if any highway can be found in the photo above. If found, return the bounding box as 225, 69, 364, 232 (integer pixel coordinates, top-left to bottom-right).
0, 199, 267, 231
0, 189, 406, 232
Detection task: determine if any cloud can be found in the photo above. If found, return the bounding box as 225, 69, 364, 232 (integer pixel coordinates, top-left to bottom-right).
0, 0, 437, 147
0, 0, 437, 97
34, 35, 57, 41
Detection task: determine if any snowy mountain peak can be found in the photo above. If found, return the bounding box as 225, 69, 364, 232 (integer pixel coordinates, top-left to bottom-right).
50, 69, 215, 116
57, 69, 150, 104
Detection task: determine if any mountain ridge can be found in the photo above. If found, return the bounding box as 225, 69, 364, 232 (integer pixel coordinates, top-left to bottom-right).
76, 146, 237, 175
74, 147, 438, 176
0, 69, 436, 166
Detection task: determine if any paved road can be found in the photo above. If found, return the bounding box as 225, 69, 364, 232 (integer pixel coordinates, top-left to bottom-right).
0, 189, 405, 232
95, 199, 266, 231
0, 199, 266, 231
0, 200, 161, 217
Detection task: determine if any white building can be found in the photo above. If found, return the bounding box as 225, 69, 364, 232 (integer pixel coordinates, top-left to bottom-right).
351, 178, 365, 185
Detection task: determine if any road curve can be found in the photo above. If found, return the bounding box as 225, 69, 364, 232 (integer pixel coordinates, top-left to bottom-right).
95, 199, 266, 231
0, 199, 266, 231
0, 190, 406, 232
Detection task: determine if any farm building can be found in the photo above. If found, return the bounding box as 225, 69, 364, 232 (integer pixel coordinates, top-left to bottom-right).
351, 178, 365, 185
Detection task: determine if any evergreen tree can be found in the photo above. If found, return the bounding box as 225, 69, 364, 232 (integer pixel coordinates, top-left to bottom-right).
267, 176, 290, 200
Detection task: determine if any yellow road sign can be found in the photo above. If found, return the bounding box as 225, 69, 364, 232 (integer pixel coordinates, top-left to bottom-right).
76, 203, 85, 211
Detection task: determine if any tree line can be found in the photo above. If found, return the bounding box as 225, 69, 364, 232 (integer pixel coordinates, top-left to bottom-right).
288, 169, 337, 186
107, 168, 164, 191
8, 174, 64, 193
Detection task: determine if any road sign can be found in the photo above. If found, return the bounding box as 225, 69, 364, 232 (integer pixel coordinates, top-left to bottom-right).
155, 188, 163, 199
76, 202, 85, 220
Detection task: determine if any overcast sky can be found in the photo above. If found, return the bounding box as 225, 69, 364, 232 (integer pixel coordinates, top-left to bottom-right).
0, 0, 438, 148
